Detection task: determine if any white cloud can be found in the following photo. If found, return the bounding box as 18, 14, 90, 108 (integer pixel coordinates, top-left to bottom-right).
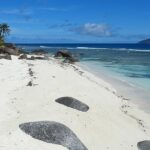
0, 8, 32, 15
72, 23, 113, 37
38, 7, 67, 11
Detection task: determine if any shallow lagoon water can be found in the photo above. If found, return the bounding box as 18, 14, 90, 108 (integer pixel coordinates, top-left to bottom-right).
79, 60, 150, 113
17, 43, 150, 113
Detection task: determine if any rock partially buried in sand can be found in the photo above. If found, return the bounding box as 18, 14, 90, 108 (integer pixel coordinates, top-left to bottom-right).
0, 53, 11, 60
137, 140, 150, 150
27, 56, 46, 60
27, 81, 32, 86
18, 54, 27, 59
3, 47, 19, 55
19, 121, 87, 150
55, 50, 78, 63
55, 97, 89, 112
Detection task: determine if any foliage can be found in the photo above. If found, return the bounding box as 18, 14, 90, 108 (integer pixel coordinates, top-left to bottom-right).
0, 37, 4, 47
0, 23, 10, 42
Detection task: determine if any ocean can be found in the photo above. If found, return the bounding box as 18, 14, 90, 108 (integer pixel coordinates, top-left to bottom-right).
17, 43, 150, 113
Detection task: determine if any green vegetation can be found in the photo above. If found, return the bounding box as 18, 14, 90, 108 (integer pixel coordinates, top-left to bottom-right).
0, 37, 4, 47
0, 23, 10, 47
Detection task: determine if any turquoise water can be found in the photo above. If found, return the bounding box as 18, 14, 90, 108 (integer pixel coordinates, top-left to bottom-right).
76, 47, 150, 112
79, 60, 150, 113
81, 60, 150, 89
17, 43, 150, 113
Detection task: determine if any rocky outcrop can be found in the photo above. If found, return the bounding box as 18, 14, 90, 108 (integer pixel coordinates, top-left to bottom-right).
55, 50, 78, 63
55, 50, 71, 57
34, 56, 46, 60
18, 54, 47, 60
27, 56, 46, 60
0, 43, 25, 56
31, 49, 48, 55
18, 54, 28, 59
0, 46, 19, 55
0, 53, 11, 60
27, 56, 35, 60
4, 43, 16, 49
4, 47, 19, 55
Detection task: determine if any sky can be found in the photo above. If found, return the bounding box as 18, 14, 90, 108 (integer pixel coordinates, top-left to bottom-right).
0, 0, 150, 43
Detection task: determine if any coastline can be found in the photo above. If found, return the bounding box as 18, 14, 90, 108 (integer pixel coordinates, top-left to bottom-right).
78, 61, 150, 114
0, 55, 150, 149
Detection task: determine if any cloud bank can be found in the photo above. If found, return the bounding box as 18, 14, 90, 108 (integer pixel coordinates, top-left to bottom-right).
48, 22, 115, 38
0, 8, 32, 15
38, 7, 68, 11
71, 23, 113, 37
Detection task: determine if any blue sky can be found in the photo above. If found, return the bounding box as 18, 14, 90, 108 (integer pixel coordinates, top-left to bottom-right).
0, 0, 150, 43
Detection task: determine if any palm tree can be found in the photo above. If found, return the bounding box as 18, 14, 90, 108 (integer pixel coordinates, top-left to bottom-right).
0, 23, 10, 40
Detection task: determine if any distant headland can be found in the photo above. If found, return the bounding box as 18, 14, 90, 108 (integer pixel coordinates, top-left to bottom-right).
138, 39, 150, 44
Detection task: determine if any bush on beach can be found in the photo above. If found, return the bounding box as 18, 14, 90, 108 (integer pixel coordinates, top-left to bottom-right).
0, 23, 10, 48
0, 37, 4, 47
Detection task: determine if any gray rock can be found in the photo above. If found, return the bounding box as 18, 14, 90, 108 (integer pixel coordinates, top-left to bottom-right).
18, 54, 27, 59
137, 140, 150, 150
3, 47, 19, 55
4, 43, 16, 49
55, 50, 78, 63
27, 56, 46, 60
55, 50, 72, 58
31, 49, 48, 55
19, 121, 87, 150
0, 53, 11, 60
27, 56, 35, 60
34, 56, 45, 60
18, 49, 29, 55
1, 43, 26, 55
29, 68, 33, 76
27, 81, 32, 86
55, 97, 89, 112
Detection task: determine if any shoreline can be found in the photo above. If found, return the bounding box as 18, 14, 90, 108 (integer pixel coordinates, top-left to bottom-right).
0, 55, 150, 149
78, 61, 150, 114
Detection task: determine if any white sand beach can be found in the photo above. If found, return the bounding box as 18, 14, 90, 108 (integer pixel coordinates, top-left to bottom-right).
0, 55, 150, 150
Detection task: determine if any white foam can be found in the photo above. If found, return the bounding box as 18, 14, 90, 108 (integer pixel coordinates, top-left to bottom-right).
128, 49, 150, 52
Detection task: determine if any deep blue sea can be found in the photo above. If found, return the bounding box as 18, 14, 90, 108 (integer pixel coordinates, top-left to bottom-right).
17, 43, 150, 112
